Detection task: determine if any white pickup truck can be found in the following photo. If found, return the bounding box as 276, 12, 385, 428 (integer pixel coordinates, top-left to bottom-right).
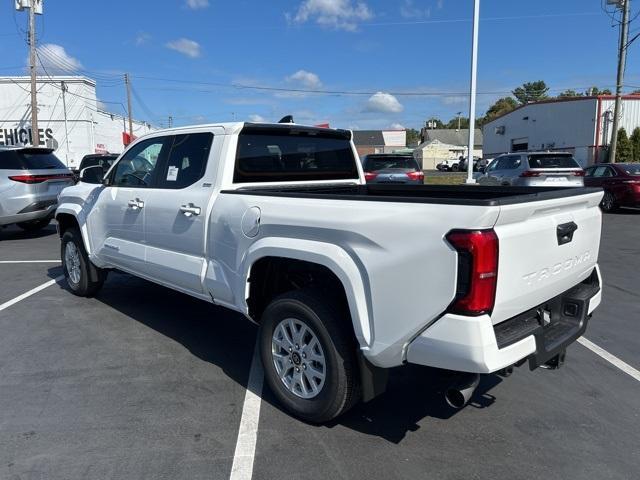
56, 122, 603, 422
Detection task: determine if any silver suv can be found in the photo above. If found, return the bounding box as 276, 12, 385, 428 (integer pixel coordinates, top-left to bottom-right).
0, 146, 73, 232
479, 152, 584, 187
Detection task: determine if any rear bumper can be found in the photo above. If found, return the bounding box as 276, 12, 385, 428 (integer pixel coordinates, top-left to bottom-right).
406, 265, 602, 373
0, 203, 57, 226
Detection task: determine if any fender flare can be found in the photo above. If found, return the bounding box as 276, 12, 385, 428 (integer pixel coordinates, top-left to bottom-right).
55, 204, 93, 256
241, 237, 373, 348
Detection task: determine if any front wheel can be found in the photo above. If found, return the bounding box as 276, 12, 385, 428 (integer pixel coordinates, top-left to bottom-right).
259, 289, 360, 423
600, 191, 618, 213
61, 228, 106, 297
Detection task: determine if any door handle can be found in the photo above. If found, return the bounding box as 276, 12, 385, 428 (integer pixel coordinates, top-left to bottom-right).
128, 198, 144, 210
180, 203, 201, 217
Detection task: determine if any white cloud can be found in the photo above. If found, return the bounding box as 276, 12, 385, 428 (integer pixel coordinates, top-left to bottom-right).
390, 123, 406, 130
135, 32, 151, 46
34, 44, 82, 74
286, 70, 323, 89
165, 38, 201, 58
249, 114, 266, 122
185, 0, 209, 9
400, 0, 430, 19
289, 0, 373, 31
365, 92, 404, 113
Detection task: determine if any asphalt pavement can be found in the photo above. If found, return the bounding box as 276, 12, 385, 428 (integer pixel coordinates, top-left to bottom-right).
0, 211, 638, 480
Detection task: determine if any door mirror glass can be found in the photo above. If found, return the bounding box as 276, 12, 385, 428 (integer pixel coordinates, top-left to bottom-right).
79, 165, 105, 184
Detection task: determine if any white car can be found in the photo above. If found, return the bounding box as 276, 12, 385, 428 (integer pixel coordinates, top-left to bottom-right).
56, 121, 604, 422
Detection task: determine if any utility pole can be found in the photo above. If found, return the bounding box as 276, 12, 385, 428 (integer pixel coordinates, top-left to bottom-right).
457, 112, 462, 131
61, 81, 70, 165
608, 0, 631, 163
465, 0, 480, 184
168, 115, 173, 128
28, 2, 39, 146
124, 73, 133, 142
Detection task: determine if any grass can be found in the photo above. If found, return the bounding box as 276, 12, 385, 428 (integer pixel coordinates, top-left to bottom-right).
423, 172, 467, 185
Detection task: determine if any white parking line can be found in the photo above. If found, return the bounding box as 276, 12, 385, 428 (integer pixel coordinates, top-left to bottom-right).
578, 337, 640, 382
0, 260, 60, 264
229, 340, 264, 480
0, 276, 64, 313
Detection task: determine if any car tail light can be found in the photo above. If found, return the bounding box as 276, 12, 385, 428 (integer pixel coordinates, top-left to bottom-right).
446, 229, 499, 316
407, 171, 425, 181
8, 174, 73, 184
572, 170, 585, 176
364, 172, 378, 181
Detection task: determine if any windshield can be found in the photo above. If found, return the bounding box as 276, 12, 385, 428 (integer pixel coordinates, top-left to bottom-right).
234, 127, 358, 183
0, 150, 66, 170
528, 155, 580, 169
620, 164, 640, 175
364, 156, 418, 171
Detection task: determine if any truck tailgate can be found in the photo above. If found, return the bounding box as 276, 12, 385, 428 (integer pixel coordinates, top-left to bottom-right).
491, 190, 603, 325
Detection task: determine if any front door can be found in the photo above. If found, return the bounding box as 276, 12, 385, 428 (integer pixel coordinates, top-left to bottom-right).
89, 136, 168, 275
142, 130, 221, 294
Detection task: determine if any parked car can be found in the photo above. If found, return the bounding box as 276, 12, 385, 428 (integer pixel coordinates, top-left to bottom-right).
0, 146, 73, 232
362, 154, 424, 184
479, 152, 584, 187
436, 158, 460, 171
72, 153, 119, 182
458, 156, 486, 173
584, 163, 640, 212
56, 122, 603, 422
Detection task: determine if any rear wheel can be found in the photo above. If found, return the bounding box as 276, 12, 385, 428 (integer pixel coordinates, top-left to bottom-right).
600, 191, 618, 213
61, 228, 106, 296
451, 164, 459, 172
259, 289, 360, 423
16, 217, 51, 232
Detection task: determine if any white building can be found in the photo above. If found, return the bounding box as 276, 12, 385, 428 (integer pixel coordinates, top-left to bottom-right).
0, 76, 155, 169
483, 95, 640, 167
413, 129, 483, 169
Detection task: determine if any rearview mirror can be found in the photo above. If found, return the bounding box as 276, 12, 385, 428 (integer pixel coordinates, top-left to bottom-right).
79, 165, 105, 184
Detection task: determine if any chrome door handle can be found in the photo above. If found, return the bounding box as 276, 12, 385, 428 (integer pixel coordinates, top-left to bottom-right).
128, 199, 144, 210
180, 203, 201, 217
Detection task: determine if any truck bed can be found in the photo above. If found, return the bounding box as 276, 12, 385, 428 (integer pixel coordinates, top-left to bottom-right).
223, 184, 603, 206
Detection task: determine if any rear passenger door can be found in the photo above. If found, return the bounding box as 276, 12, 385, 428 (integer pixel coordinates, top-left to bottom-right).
142, 130, 221, 295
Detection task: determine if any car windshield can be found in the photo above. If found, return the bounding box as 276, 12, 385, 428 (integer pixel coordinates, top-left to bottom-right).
620, 164, 640, 175
364, 156, 418, 171
0, 149, 66, 170
528, 155, 580, 169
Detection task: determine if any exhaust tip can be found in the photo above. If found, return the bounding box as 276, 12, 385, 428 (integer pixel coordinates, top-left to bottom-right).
445, 389, 467, 409
444, 373, 480, 409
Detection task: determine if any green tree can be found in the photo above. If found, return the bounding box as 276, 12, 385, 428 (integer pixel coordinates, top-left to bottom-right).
630, 127, 640, 162
585, 87, 612, 96
445, 117, 469, 130
406, 128, 421, 146
512, 81, 549, 104
558, 89, 583, 98
484, 97, 518, 123
615, 128, 633, 163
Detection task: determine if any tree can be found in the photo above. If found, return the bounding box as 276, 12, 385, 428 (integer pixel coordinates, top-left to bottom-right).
585, 87, 612, 96
558, 89, 583, 98
512, 81, 549, 104
630, 127, 640, 162
483, 97, 518, 123
406, 128, 421, 146
615, 128, 633, 163
445, 117, 469, 130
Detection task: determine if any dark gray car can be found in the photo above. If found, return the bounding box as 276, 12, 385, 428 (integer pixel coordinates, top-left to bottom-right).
362, 154, 424, 184
0, 147, 73, 231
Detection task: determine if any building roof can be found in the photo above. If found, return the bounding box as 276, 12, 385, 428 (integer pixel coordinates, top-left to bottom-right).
421, 129, 483, 148
352, 130, 386, 146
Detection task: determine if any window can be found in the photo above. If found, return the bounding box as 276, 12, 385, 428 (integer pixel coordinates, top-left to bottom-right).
156, 133, 213, 189
0, 149, 65, 170
584, 167, 595, 177
620, 164, 640, 176
592, 166, 611, 178
527, 155, 580, 169
363, 155, 419, 172
502, 155, 522, 170
486, 158, 501, 172
111, 137, 167, 187
234, 127, 358, 183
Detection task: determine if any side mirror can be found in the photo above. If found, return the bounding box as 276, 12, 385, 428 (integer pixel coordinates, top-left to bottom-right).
79, 165, 105, 184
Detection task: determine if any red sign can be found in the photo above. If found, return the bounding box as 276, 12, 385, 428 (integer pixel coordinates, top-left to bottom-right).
122, 132, 137, 146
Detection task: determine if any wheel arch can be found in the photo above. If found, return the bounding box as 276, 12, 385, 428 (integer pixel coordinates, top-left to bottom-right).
55, 205, 92, 255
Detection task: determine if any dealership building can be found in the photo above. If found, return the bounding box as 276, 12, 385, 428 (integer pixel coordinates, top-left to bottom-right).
483, 95, 640, 166
0, 76, 155, 169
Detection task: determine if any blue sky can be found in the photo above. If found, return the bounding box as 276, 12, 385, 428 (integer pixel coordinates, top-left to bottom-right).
1, 0, 639, 130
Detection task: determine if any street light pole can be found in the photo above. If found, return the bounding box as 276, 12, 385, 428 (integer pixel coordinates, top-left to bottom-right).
466, 0, 480, 184
608, 0, 631, 163
28, 2, 39, 146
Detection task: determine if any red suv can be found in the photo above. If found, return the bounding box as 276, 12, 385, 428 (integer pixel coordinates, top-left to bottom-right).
584, 163, 640, 212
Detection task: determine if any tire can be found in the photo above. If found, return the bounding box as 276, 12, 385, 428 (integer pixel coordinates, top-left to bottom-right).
451, 164, 459, 172
17, 217, 51, 232
600, 191, 618, 213
259, 289, 361, 423
61, 228, 106, 297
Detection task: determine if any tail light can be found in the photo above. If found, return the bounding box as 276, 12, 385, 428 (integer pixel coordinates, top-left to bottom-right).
407, 171, 425, 181
9, 174, 73, 184
364, 172, 378, 181
572, 170, 585, 176
446, 229, 499, 316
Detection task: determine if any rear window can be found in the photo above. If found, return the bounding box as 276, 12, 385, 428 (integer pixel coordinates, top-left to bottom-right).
0, 149, 66, 170
527, 155, 580, 169
234, 127, 358, 183
364, 156, 418, 171
620, 164, 640, 175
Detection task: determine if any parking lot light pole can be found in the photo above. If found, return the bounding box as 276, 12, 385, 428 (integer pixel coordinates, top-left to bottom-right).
466, 0, 480, 184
